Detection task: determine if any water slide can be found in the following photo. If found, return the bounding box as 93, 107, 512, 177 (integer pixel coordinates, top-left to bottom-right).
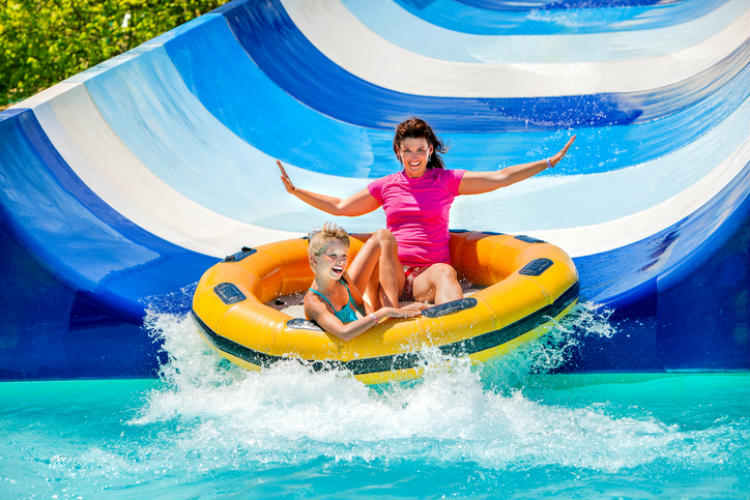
1, 0, 748, 379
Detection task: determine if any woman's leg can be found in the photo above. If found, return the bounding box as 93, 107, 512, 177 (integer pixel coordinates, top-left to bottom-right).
372, 229, 403, 307
410, 263, 463, 304
347, 230, 404, 310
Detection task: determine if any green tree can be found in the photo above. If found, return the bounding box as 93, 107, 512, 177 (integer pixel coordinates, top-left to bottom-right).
0, 0, 226, 109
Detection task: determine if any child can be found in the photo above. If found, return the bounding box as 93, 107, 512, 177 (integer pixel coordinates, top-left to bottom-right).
304, 223, 425, 341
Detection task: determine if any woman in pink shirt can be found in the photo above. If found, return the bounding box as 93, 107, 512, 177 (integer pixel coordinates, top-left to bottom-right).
277, 118, 575, 307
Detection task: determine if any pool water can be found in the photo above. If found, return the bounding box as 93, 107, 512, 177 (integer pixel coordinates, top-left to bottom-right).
1, 309, 748, 500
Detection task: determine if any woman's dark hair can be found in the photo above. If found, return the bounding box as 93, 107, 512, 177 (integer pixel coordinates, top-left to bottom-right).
393, 117, 447, 170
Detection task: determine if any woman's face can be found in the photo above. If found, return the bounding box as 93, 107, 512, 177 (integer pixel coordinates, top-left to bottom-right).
312, 240, 348, 280
398, 137, 433, 178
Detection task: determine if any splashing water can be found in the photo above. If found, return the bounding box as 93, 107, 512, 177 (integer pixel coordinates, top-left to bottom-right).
133, 305, 744, 478
2, 307, 745, 500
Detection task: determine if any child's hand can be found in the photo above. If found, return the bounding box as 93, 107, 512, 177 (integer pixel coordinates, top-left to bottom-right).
393, 302, 428, 317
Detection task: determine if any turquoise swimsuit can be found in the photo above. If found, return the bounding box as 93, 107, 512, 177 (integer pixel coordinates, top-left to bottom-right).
308, 279, 361, 324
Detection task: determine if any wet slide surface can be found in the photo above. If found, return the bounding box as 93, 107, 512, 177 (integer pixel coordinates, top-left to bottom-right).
0, 0, 747, 378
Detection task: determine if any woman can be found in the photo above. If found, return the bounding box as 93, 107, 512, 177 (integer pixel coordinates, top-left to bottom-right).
279, 118, 575, 305
305, 223, 425, 341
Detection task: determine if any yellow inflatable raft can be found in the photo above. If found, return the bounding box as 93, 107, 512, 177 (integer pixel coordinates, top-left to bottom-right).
191, 231, 579, 384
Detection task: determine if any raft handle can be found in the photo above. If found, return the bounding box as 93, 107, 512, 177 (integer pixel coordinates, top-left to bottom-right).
515, 235, 546, 244
224, 246, 257, 262
423, 297, 478, 318
214, 282, 247, 304
286, 318, 324, 331
519, 258, 554, 276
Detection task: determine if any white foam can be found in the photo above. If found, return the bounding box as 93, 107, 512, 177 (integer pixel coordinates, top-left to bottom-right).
125, 305, 736, 472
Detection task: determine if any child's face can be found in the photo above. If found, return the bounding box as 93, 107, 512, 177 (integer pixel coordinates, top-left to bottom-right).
313, 240, 348, 280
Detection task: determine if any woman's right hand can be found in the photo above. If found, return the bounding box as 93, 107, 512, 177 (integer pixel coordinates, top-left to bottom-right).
277, 160, 296, 194
275, 160, 380, 217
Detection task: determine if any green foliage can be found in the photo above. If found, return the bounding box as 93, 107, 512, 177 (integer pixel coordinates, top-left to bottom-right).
0, 0, 226, 108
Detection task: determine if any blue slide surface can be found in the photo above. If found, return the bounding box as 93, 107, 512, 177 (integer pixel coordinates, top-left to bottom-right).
1, 0, 747, 379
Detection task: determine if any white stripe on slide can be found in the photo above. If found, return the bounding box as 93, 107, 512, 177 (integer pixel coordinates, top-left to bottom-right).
531, 137, 750, 256
28, 82, 298, 257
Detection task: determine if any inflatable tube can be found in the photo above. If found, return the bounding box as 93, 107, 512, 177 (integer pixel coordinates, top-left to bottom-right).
191, 231, 579, 384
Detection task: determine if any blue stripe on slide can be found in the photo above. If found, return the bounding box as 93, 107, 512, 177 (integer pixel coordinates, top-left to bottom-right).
220, 0, 748, 133
165, 15, 379, 178
392, 0, 727, 35
574, 159, 750, 307
0, 109, 216, 320
165, 14, 748, 179
223, 0, 638, 130
458, 0, 665, 9
343, 0, 745, 63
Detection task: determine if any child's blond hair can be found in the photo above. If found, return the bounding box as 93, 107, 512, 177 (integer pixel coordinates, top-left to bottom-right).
307, 222, 350, 257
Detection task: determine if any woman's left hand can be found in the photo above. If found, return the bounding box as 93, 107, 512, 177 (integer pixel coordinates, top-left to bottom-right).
548, 135, 576, 168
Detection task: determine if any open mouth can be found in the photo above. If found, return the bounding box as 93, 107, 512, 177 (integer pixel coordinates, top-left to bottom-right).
332, 265, 344, 274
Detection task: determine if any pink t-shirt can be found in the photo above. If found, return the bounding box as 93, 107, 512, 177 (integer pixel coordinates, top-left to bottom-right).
368, 168, 465, 266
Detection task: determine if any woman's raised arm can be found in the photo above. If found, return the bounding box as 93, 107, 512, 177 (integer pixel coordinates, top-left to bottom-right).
277, 160, 380, 216
458, 136, 576, 195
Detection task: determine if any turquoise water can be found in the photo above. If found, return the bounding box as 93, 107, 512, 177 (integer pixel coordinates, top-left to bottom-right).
1, 310, 748, 500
